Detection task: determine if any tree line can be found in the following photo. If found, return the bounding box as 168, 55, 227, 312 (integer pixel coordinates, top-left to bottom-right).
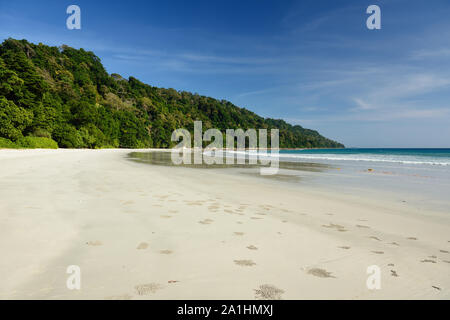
0, 39, 344, 149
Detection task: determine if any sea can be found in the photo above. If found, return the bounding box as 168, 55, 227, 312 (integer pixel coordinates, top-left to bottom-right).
276, 148, 450, 212
130, 148, 450, 213
278, 148, 450, 167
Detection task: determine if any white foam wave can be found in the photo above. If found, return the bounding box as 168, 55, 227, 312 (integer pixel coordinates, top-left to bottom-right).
212, 150, 450, 166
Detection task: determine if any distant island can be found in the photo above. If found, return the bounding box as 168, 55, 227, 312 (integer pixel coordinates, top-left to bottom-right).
0, 39, 344, 149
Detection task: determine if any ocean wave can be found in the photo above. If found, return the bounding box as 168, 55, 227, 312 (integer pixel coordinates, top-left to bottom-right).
215, 151, 450, 166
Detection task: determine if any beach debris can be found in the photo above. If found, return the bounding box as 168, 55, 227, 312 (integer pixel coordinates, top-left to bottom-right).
390, 270, 399, 277
306, 267, 335, 278
372, 251, 384, 254
338, 246, 351, 250
369, 236, 381, 241
407, 237, 418, 240
234, 259, 256, 266
254, 284, 284, 300
247, 245, 258, 250
439, 250, 449, 253
168, 280, 179, 284
367, 168, 374, 172
356, 224, 370, 229
432, 286, 441, 291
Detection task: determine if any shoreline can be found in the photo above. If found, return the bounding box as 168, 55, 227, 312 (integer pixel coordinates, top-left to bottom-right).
0, 149, 449, 299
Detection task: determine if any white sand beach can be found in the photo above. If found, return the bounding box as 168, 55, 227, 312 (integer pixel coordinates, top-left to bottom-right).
0, 149, 449, 299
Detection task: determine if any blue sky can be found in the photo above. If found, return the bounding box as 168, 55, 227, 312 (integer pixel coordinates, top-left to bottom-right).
1, 0, 450, 147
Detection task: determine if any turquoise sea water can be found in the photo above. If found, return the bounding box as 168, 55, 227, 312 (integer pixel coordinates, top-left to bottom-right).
279, 148, 450, 166
275, 148, 450, 212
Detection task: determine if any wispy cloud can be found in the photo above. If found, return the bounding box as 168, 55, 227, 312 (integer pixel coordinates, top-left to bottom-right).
410, 48, 450, 60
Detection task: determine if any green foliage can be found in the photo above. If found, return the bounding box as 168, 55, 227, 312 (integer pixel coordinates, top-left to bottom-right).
0, 38, 344, 149
17, 136, 58, 149
0, 137, 19, 148
0, 97, 33, 141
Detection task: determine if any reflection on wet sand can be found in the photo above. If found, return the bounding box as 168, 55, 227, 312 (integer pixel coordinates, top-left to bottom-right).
128, 150, 331, 173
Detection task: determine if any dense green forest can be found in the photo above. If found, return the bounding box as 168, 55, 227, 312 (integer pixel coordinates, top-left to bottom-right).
0, 39, 344, 149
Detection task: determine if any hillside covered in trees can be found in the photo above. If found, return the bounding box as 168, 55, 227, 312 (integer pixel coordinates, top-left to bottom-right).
0, 39, 344, 149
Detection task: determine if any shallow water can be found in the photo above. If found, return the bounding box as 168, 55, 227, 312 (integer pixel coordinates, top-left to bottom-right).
128, 149, 450, 213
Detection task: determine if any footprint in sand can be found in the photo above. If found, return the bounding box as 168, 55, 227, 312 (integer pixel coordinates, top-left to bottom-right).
421, 259, 436, 263
407, 237, 418, 240
338, 246, 351, 250
137, 242, 149, 250
121, 200, 134, 205
251, 217, 262, 220
372, 251, 384, 254
247, 245, 258, 250
186, 201, 204, 206
234, 232, 245, 236
390, 242, 400, 246
388, 263, 395, 266
322, 223, 347, 232
134, 283, 163, 295
254, 284, 284, 300
236, 221, 243, 224
169, 210, 178, 214
306, 268, 336, 278
234, 259, 256, 266
86, 240, 102, 246
160, 215, 172, 219
160, 250, 173, 255
439, 250, 449, 254
369, 236, 381, 241
199, 219, 214, 225
356, 225, 370, 229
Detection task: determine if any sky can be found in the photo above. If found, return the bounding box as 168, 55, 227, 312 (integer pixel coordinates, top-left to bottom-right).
1, 0, 450, 147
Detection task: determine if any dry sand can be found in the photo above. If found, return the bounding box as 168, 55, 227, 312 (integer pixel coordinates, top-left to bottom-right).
0, 149, 449, 299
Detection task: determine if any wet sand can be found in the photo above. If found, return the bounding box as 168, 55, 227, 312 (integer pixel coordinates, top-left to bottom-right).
0, 149, 449, 299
